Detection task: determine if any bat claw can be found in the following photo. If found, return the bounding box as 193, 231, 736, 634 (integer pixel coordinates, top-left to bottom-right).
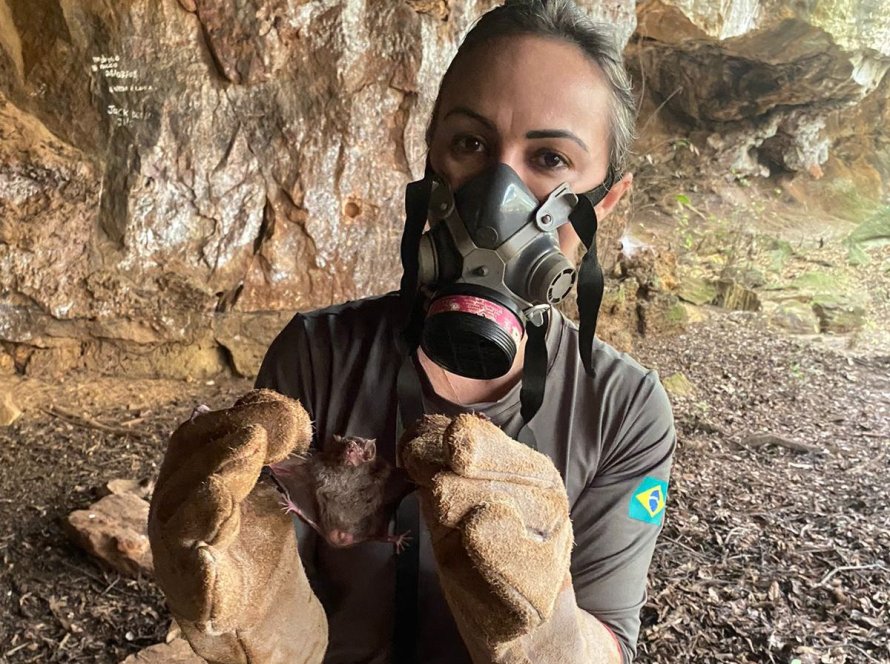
279, 496, 299, 515
391, 531, 412, 555
276, 492, 321, 533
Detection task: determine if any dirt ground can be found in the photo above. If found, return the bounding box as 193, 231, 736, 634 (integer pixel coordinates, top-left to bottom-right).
1, 305, 887, 663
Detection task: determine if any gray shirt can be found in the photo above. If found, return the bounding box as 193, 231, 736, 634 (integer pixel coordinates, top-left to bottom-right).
255, 293, 675, 663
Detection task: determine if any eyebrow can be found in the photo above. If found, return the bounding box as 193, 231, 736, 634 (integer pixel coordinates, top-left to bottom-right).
526, 129, 588, 152
442, 107, 589, 152
443, 106, 496, 130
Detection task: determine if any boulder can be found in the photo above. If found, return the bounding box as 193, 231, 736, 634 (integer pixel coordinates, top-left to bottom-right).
662, 372, 696, 398
714, 279, 761, 312
616, 243, 679, 294
638, 293, 689, 337
65, 493, 153, 577
768, 300, 821, 335
812, 297, 867, 334
677, 274, 717, 306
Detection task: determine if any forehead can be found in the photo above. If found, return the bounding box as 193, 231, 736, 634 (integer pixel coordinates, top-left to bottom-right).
438, 34, 611, 142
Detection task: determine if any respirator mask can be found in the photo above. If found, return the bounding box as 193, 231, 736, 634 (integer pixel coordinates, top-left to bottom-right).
398, 162, 615, 434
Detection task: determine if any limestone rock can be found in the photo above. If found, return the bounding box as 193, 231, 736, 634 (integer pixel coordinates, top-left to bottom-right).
0, 348, 15, 374
119, 638, 203, 664
616, 243, 679, 294
714, 279, 761, 312
593, 281, 640, 353
65, 494, 153, 577
680, 302, 710, 324
769, 300, 821, 335
677, 275, 717, 306
662, 372, 696, 398
638, 293, 689, 337
212, 311, 294, 377
0, 391, 22, 425
759, 111, 831, 175
104, 478, 155, 500
812, 297, 867, 334
635, 1, 889, 123
848, 207, 890, 250
631, 0, 890, 177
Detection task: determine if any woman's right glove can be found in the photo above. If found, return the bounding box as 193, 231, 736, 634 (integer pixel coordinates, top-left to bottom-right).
148, 389, 327, 664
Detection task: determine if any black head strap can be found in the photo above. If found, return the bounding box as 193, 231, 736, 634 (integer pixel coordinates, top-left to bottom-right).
568, 168, 616, 378
398, 164, 435, 351
517, 309, 548, 449
584, 166, 616, 208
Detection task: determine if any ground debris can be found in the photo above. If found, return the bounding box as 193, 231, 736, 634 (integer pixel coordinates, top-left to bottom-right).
635, 313, 890, 663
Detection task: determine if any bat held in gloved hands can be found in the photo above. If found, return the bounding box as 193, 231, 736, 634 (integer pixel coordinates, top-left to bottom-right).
148, 389, 328, 664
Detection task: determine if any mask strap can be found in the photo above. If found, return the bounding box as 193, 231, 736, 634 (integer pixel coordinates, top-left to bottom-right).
570, 194, 606, 378
583, 166, 616, 208
399, 164, 435, 350
517, 309, 548, 449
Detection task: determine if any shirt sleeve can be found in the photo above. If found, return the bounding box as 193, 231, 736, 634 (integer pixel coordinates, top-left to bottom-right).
570, 370, 676, 663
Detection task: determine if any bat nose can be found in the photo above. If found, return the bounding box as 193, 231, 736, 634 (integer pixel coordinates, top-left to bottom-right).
328, 529, 354, 547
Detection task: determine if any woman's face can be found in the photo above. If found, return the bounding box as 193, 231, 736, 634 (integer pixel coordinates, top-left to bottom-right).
428, 35, 618, 253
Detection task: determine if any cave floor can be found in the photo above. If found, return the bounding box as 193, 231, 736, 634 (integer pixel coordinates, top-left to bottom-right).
0, 311, 888, 663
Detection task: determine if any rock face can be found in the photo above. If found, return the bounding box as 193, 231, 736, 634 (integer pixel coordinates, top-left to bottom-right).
0, 0, 635, 379
631, 0, 890, 178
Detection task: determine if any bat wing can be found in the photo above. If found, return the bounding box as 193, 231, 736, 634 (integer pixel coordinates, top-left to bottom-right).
266, 461, 320, 530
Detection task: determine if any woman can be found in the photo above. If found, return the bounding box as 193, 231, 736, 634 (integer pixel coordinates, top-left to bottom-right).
148, 2, 675, 663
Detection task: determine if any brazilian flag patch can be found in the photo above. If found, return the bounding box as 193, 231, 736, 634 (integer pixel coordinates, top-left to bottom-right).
628, 477, 668, 525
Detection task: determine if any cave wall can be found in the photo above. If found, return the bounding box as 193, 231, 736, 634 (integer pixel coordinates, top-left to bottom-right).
0, 0, 635, 378
0, 0, 886, 379
630, 0, 890, 180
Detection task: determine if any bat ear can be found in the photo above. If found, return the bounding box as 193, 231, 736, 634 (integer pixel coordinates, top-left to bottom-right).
363, 438, 377, 461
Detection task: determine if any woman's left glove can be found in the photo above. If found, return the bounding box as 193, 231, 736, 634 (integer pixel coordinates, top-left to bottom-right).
401, 414, 620, 663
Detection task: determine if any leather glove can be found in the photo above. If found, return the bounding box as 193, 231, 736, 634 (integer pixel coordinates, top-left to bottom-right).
148, 389, 328, 664
401, 414, 620, 664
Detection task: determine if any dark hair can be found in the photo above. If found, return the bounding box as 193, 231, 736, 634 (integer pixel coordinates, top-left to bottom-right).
426, 0, 636, 174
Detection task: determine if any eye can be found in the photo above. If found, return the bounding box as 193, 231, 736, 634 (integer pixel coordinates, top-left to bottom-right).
533, 150, 570, 171
451, 134, 487, 155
